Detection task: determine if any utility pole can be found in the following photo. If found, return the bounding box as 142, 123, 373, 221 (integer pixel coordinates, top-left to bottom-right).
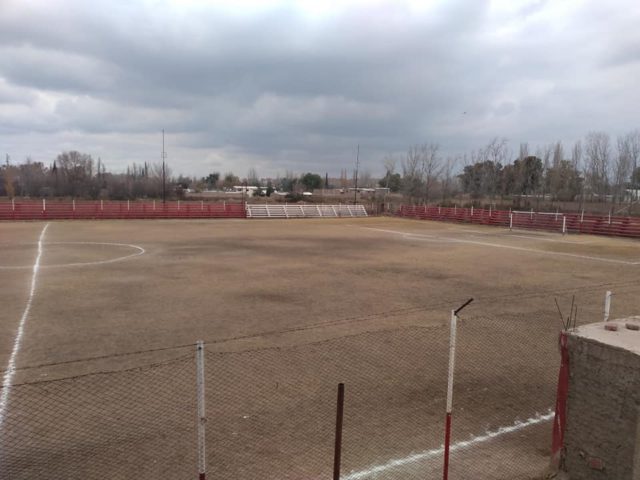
161, 129, 167, 204
353, 144, 360, 205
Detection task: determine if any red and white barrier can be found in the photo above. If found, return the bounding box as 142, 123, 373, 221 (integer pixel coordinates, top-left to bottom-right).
0, 200, 246, 221
397, 205, 640, 239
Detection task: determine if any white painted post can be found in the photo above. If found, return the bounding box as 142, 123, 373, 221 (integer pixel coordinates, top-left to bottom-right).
608, 210, 612, 225
42, 198, 46, 211
12, 197, 15, 211
471, 205, 474, 216
72, 199, 76, 211
581, 209, 584, 223
562, 215, 567, 235
454, 205, 457, 214
604, 291, 612, 322
489, 205, 492, 217
443, 309, 458, 480
101, 199, 104, 211
196, 341, 207, 480
446, 310, 457, 413
438, 205, 441, 215
509, 213, 513, 230
127, 199, 130, 211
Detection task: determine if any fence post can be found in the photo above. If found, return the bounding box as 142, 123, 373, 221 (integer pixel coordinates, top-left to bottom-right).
333, 383, 345, 480
443, 309, 458, 480
489, 205, 492, 217
101, 199, 104, 211
471, 205, 474, 216
127, 199, 130, 211
581, 209, 584, 223
73, 199, 76, 211
509, 213, 513, 231
12, 197, 15, 211
42, 198, 46, 211
562, 215, 566, 235
608, 210, 612, 225
604, 291, 612, 322
196, 341, 207, 480
153, 200, 156, 211
442, 299, 473, 480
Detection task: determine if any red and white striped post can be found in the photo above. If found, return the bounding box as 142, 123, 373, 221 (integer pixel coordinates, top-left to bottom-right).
443, 298, 473, 480
196, 341, 207, 480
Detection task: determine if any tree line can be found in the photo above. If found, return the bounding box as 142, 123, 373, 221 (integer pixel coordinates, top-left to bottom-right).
2, 130, 639, 205
380, 130, 640, 206
0, 151, 181, 200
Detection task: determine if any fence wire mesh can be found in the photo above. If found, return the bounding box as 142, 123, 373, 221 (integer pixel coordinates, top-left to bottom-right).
0, 354, 197, 480
1, 286, 637, 479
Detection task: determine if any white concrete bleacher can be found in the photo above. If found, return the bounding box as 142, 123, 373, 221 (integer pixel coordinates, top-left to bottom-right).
246, 204, 368, 218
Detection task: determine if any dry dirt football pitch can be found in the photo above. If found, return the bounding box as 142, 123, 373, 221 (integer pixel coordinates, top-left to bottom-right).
1, 217, 639, 479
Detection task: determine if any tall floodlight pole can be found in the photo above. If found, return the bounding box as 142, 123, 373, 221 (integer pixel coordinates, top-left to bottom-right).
161, 129, 167, 204
353, 144, 360, 205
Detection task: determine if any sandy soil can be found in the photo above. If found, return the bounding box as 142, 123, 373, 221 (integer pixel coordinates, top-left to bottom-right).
0, 217, 638, 479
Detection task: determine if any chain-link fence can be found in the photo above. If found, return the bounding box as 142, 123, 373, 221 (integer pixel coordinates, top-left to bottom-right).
1, 354, 197, 479
1, 288, 637, 479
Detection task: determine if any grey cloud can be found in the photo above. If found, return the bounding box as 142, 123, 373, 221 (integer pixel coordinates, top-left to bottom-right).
1, 0, 639, 177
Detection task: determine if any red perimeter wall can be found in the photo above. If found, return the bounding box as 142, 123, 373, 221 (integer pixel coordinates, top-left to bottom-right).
397, 205, 640, 239
0, 201, 246, 220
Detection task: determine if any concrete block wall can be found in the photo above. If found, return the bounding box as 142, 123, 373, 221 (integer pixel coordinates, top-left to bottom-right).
564, 317, 640, 479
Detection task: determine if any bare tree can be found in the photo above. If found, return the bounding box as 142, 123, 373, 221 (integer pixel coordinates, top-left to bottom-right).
618, 130, 640, 203
247, 168, 260, 186
585, 132, 611, 201
420, 143, 441, 203
548, 141, 564, 201
441, 156, 458, 203
482, 137, 509, 200
402, 145, 423, 202
572, 140, 585, 209
382, 155, 397, 189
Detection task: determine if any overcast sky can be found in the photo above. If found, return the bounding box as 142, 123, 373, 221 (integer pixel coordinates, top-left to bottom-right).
1, 0, 639, 178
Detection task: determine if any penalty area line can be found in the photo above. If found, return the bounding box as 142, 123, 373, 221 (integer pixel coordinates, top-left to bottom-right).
0, 222, 50, 428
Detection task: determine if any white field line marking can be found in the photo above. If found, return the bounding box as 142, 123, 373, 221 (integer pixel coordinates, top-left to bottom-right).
363, 226, 640, 265
508, 233, 594, 244
0, 222, 49, 428
0, 242, 145, 270
344, 410, 554, 480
